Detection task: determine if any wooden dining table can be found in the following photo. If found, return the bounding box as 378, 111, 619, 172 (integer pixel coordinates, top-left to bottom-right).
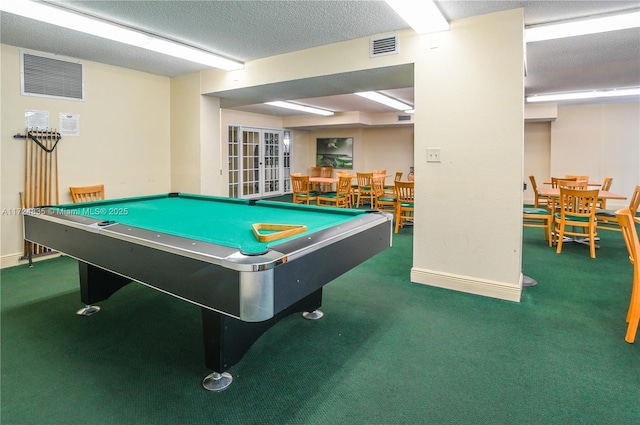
537, 187, 626, 200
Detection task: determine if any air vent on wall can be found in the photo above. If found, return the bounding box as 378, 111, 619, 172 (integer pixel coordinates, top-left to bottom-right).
21, 51, 84, 101
370, 34, 399, 57
398, 115, 412, 122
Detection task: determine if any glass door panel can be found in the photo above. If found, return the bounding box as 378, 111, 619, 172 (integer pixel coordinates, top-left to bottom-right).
262, 130, 281, 196
242, 129, 260, 198
228, 126, 285, 199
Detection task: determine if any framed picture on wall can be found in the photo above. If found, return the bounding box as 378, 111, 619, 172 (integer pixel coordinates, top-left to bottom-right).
316, 137, 353, 169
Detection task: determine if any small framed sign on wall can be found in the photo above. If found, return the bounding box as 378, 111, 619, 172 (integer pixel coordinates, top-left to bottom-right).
316, 137, 353, 169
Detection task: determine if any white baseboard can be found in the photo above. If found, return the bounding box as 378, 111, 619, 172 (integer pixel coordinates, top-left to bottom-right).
1, 251, 62, 269
410, 267, 522, 302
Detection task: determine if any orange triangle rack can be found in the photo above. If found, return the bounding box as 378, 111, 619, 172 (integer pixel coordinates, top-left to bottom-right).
252, 223, 307, 242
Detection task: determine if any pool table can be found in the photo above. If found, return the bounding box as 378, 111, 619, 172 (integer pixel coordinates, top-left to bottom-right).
23, 193, 392, 391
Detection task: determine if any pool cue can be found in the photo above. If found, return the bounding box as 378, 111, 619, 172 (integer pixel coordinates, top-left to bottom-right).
44, 131, 48, 204
22, 133, 29, 259
47, 131, 53, 204
31, 131, 37, 209
54, 133, 59, 204
41, 129, 45, 206
35, 131, 40, 206
38, 130, 45, 253
24, 130, 29, 212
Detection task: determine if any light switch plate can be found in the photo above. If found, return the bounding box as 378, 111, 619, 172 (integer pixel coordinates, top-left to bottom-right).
427, 148, 441, 163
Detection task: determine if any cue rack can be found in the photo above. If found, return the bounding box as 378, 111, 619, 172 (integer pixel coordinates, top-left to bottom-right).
15, 129, 62, 263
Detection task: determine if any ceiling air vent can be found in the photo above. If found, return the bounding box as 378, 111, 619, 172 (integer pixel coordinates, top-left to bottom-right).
398, 115, 412, 122
370, 34, 399, 58
21, 51, 84, 101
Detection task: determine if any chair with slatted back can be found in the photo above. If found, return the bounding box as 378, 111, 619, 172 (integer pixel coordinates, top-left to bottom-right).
336, 171, 355, 206
558, 180, 588, 189
317, 175, 352, 208
615, 207, 640, 343
554, 187, 599, 258
565, 175, 589, 183
596, 185, 640, 233
291, 175, 318, 205
596, 177, 613, 209
394, 181, 414, 233
385, 172, 403, 195
371, 176, 393, 214
70, 185, 105, 203
529, 175, 549, 209
310, 167, 322, 192
548, 177, 579, 215
551, 176, 576, 188
356, 172, 377, 208
319, 167, 334, 192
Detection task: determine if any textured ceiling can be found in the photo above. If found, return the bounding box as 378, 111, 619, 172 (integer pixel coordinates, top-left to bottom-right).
1, 0, 639, 116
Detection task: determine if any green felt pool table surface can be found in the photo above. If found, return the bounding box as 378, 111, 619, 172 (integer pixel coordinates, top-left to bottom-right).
52, 193, 369, 254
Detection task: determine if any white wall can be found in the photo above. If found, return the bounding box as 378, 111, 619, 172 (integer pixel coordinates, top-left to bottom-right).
524, 122, 552, 203
1, 45, 171, 268
292, 127, 414, 177
550, 103, 640, 210
411, 9, 525, 301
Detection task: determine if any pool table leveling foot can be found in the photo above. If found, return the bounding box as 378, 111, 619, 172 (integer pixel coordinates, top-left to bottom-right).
302, 310, 324, 320
202, 371, 233, 392
76, 305, 100, 316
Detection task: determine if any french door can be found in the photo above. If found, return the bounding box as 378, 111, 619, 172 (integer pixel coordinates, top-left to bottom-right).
228, 126, 284, 199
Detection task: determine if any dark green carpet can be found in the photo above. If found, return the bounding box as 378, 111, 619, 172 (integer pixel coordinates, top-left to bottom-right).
2, 220, 639, 424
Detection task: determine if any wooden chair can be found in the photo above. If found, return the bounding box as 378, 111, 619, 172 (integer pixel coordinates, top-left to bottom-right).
373, 176, 394, 215
548, 177, 580, 215
551, 176, 576, 188
317, 175, 352, 208
565, 174, 589, 183
371, 169, 388, 197
596, 177, 613, 209
291, 175, 318, 205
310, 167, 322, 191
318, 167, 334, 192
528, 175, 548, 209
554, 187, 599, 258
615, 207, 640, 343
356, 172, 377, 208
558, 180, 588, 190
596, 185, 640, 233
394, 181, 414, 233
385, 172, 403, 195
523, 207, 553, 247
70, 184, 105, 203
336, 171, 355, 205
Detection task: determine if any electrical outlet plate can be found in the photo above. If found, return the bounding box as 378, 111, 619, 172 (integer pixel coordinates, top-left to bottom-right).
427, 148, 441, 163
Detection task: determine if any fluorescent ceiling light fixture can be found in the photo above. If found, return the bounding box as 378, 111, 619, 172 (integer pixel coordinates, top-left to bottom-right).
355, 91, 413, 111
526, 87, 640, 103
525, 10, 640, 42
265, 101, 334, 116
0, 0, 244, 71
385, 0, 450, 34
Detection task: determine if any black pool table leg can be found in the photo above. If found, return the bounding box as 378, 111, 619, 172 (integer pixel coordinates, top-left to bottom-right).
200, 288, 323, 392
76, 262, 132, 316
